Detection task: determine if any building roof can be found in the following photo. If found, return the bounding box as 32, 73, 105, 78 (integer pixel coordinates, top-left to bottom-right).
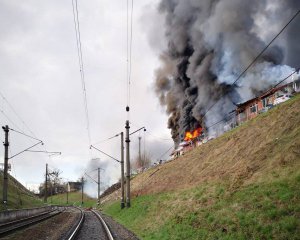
236, 81, 295, 109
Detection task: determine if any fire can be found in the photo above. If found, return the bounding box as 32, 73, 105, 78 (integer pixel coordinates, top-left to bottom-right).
184, 127, 202, 141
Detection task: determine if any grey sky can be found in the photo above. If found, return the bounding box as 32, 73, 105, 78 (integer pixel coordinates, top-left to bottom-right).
0, 0, 172, 193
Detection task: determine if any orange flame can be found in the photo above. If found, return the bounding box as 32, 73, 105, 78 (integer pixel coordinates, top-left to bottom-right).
184, 127, 202, 141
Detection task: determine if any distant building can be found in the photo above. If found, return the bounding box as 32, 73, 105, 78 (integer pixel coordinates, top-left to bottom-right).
169, 78, 300, 158
67, 181, 82, 192
236, 78, 300, 125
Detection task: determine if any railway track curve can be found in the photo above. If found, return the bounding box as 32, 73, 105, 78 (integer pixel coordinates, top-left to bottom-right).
67, 208, 114, 240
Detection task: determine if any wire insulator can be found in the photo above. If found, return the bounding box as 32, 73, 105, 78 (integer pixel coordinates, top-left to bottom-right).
126, 106, 130, 112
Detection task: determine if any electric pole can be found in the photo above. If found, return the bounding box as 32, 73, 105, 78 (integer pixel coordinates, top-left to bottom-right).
81, 177, 84, 205
138, 136, 142, 167
120, 132, 125, 208
2, 125, 9, 207
125, 120, 131, 207
66, 188, 69, 204
44, 163, 48, 203
98, 168, 100, 205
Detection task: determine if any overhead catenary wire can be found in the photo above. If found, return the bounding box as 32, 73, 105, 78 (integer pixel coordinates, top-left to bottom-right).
71, 0, 91, 146
126, 0, 134, 116
201, 9, 300, 120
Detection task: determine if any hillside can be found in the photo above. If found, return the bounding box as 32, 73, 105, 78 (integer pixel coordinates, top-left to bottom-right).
0, 171, 43, 210
50, 191, 97, 208
102, 94, 300, 239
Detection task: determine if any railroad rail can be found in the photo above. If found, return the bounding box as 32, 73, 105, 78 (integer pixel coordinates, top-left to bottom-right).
0, 206, 65, 237
91, 210, 114, 240
67, 208, 114, 240
66, 207, 84, 240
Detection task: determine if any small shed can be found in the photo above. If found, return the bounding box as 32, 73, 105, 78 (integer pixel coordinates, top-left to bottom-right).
67, 181, 82, 192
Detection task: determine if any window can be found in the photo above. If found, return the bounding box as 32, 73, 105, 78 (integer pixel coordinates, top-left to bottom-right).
250, 104, 257, 113
262, 98, 268, 107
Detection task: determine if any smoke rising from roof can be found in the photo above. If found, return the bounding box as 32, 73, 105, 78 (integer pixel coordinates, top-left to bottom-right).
154, 0, 300, 143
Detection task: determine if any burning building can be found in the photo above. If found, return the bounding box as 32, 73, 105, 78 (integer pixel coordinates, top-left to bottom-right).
153, 0, 300, 145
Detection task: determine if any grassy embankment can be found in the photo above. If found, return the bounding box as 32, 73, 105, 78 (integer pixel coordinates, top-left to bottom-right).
103, 94, 300, 239
49, 191, 97, 208
0, 172, 43, 210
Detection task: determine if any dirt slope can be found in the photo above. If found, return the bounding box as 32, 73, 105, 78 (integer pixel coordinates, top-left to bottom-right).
103, 94, 300, 202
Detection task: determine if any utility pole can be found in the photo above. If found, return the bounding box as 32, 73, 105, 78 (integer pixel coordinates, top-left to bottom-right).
66, 189, 69, 204
81, 177, 84, 205
2, 125, 9, 207
120, 132, 125, 209
125, 120, 131, 207
44, 163, 48, 203
97, 168, 100, 205
138, 136, 142, 166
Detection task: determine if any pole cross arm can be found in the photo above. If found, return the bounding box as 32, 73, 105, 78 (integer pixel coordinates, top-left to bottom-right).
90, 145, 121, 163
84, 172, 98, 184
129, 127, 146, 136
87, 168, 104, 174
9, 141, 43, 159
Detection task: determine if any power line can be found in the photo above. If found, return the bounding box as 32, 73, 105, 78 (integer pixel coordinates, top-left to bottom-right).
201, 9, 300, 120
0, 92, 52, 158
126, 0, 134, 115
71, 0, 91, 146
270, 67, 299, 90
9, 128, 43, 142
0, 92, 35, 137
0, 108, 23, 131
128, 0, 134, 94
204, 68, 299, 131
157, 145, 174, 161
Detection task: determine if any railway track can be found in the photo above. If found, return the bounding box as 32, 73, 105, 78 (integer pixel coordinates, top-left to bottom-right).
67, 208, 114, 240
0, 206, 65, 237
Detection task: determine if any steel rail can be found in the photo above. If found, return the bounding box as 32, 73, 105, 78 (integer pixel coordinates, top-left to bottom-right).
66, 207, 85, 240
91, 210, 115, 240
0, 207, 65, 237
0, 208, 57, 229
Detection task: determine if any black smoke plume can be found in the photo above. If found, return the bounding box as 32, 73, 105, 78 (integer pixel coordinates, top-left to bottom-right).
154, 0, 300, 144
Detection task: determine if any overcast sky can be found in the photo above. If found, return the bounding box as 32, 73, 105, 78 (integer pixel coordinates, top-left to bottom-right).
0, 0, 173, 194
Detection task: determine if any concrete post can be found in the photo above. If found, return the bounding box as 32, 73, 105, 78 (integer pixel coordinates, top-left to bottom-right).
44, 163, 48, 203
81, 177, 84, 205
98, 168, 100, 205
120, 132, 125, 209
2, 125, 9, 207
138, 136, 141, 167
125, 121, 131, 207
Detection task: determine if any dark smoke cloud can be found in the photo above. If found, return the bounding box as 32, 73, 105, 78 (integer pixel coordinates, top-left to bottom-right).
154, 0, 300, 143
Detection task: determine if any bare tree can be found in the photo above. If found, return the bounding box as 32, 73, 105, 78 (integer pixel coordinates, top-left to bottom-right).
132, 152, 152, 172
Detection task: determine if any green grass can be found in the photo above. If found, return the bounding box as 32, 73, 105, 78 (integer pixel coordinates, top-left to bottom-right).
0, 172, 44, 211
102, 95, 300, 239
103, 171, 300, 240
49, 191, 97, 208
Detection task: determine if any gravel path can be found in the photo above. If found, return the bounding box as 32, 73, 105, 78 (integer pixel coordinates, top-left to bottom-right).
75, 211, 108, 240
99, 212, 140, 240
